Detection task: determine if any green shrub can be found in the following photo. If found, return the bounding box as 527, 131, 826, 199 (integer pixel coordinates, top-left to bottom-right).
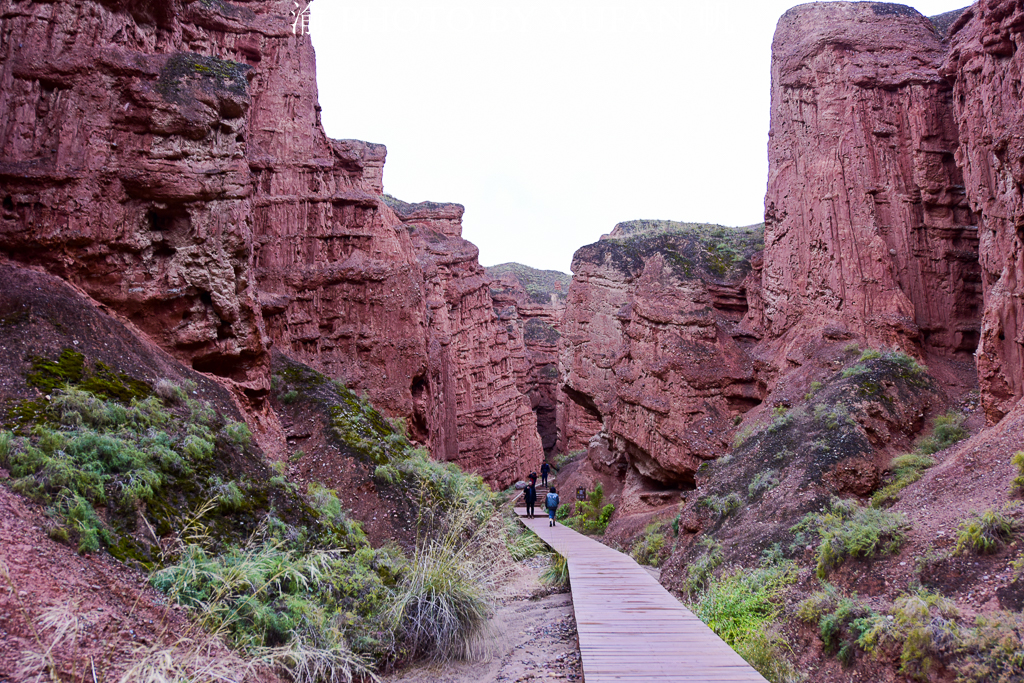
857, 589, 960, 681
748, 470, 779, 497
154, 378, 187, 404
223, 421, 252, 449
689, 559, 800, 683
630, 523, 666, 567
685, 537, 724, 595
955, 504, 1018, 555
858, 349, 882, 361
732, 424, 756, 448
212, 478, 245, 512
697, 492, 743, 518
561, 482, 614, 535
794, 498, 910, 578
374, 464, 400, 486
871, 453, 936, 507
841, 364, 869, 378
916, 411, 967, 455
280, 390, 300, 405
795, 585, 875, 665
1011, 451, 1024, 494
0, 430, 12, 464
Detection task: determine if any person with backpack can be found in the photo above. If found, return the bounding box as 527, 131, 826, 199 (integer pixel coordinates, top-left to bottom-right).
545, 486, 560, 527
540, 462, 551, 487
524, 481, 537, 518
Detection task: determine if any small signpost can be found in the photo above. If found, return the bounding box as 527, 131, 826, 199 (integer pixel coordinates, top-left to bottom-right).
576, 486, 587, 501
291, 1, 311, 36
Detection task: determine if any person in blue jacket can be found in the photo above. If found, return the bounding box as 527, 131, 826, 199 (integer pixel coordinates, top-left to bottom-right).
545, 486, 560, 527
540, 462, 551, 487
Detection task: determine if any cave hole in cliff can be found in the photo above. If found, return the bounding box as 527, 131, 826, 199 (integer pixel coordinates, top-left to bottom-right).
2, 196, 13, 213
191, 353, 249, 382
199, 290, 213, 307
146, 204, 190, 236
409, 373, 429, 441
562, 385, 603, 424
726, 395, 762, 413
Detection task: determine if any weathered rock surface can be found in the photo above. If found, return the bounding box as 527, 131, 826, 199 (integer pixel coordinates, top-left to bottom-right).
486, 263, 571, 453
0, 0, 541, 486
943, 0, 1024, 421
758, 2, 981, 365
0, 0, 273, 391
388, 198, 543, 483
558, 222, 766, 492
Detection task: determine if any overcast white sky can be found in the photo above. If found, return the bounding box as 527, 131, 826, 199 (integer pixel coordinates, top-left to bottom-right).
310, 1, 971, 274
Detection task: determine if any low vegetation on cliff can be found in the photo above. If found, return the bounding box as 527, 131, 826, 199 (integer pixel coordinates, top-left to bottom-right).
1, 349, 523, 680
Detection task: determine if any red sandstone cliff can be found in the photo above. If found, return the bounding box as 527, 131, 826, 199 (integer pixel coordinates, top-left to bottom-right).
943, 0, 1024, 422
557, 222, 766, 503
0, 0, 540, 486
758, 2, 981, 366
485, 263, 571, 454
385, 198, 543, 481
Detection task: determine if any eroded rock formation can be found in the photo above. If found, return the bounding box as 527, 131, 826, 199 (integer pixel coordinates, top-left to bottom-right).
758, 2, 981, 364
486, 263, 571, 454
944, 0, 1024, 421
385, 198, 543, 481
0, 0, 541, 486
558, 222, 765, 493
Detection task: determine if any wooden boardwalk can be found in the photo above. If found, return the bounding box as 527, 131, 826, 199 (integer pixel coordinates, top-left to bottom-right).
517, 510, 767, 682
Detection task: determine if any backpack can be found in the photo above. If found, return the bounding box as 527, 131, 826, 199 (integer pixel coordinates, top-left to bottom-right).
545, 492, 559, 510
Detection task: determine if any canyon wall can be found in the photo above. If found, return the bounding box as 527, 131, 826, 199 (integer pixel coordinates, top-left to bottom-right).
0, 0, 540, 486
558, 222, 766, 493
758, 2, 981, 365
485, 263, 571, 454
944, 0, 1024, 421
387, 198, 543, 481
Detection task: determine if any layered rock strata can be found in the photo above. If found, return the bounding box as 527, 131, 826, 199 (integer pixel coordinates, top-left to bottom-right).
486, 263, 571, 453
558, 222, 766, 489
758, 2, 981, 364
387, 198, 543, 482
0, 0, 540, 485
944, 0, 1024, 421
0, 0, 273, 390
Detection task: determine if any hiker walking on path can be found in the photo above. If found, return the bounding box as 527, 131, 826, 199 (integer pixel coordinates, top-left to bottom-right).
541, 462, 551, 487
524, 481, 537, 518
545, 486, 560, 527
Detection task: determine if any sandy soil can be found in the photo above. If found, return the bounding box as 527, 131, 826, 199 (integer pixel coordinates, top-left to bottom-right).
381, 556, 583, 683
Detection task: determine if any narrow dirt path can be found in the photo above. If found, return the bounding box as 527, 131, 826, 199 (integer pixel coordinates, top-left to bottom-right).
380, 557, 583, 683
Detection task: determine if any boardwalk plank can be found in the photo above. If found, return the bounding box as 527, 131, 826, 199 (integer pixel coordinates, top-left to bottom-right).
517, 511, 768, 683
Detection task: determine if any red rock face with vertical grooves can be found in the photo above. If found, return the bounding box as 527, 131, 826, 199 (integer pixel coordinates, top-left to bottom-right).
0, 0, 541, 485
943, 0, 1024, 422
759, 2, 980, 365
485, 263, 571, 454
388, 198, 543, 482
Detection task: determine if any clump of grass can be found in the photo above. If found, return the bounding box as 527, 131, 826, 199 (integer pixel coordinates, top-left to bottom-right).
387, 502, 509, 662
280, 390, 300, 405
689, 557, 800, 683
697, 492, 743, 519
916, 411, 968, 455
540, 552, 569, 588
502, 515, 546, 561
748, 470, 779, 497
732, 423, 757, 449
154, 378, 188, 404
684, 537, 724, 595
955, 611, 1024, 683
859, 349, 882, 361
857, 589, 961, 681
1010, 451, 1024, 494
630, 522, 667, 567
841, 364, 870, 378
954, 504, 1019, 555
805, 380, 824, 400
871, 453, 936, 507
793, 498, 909, 578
